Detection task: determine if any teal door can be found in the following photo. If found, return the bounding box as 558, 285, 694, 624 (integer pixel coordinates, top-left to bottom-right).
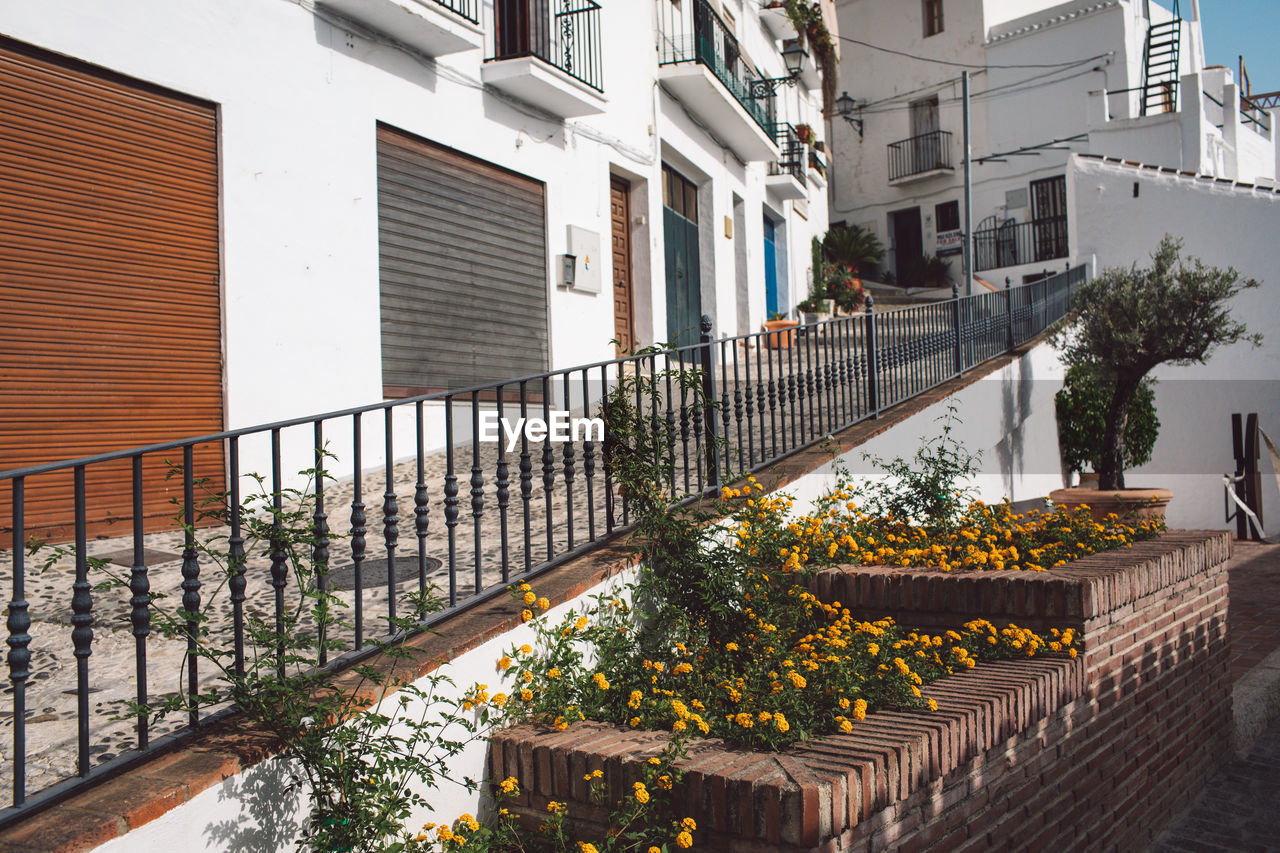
662, 164, 701, 347
764, 217, 779, 318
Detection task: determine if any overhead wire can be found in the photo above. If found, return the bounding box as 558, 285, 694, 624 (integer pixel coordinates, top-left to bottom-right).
837, 34, 1113, 70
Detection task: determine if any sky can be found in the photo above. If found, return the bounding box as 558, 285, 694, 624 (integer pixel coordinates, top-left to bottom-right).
1194, 0, 1280, 93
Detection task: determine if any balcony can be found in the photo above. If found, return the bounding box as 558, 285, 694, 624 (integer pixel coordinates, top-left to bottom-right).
807, 146, 828, 189
482, 0, 606, 117
766, 124, 807, 199
887, 130, 954, 184
759, 2, 798, 40
972, 217, 1069, 273
319, 0, 483, 56
657, 0, 778, 162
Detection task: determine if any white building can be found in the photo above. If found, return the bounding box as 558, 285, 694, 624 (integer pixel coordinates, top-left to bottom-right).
0, 0, 833, 515
828, 0, 1278, 287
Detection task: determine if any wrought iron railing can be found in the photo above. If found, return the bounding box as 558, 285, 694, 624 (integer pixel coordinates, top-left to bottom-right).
972, 216, 1070, 273
432, 0, 478, 24
1240, 95, 1272, 135
769, 124, 806, 184
488, 0, 603, 92
0, 266, 1088, 821
657, 0, 777, 139
887, 130, 953, 181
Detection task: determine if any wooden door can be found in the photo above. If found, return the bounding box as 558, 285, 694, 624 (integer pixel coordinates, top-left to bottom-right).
609, 176, 636, 356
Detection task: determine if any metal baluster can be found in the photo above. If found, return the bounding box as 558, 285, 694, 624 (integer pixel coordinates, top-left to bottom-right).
951, 284, 963, 377
415, 402, 431, 597
443, 400, 459, 607
600, 367, 615, 533
847, 320, 860, 420
8, 478, 29, 804
178, 449, 201, 713
838, 318, 851, 425
228, 438, 246, 676
698, 316, 718, 490
496, 390, 511, 579
384, 410, 399, 622
72, 467, 93, 773
519, 383, 535, 563
649, 355, 662, 487
821, 322, 834, 432
471, 394, 485, 595
351, 414, 367, 644
744, 342, 756, 467
732, 341, 745, 471
664, 360, 677, 500
560, 377, 575, 551
579, 372, 595, 542
691, 354, 705, 492
678, 350, 691, 493
719, 339, 731, 478
766, 337, 778, 459
805, 325, 817, 440
865, 294, 879, 417
129, 456, 150, 749
542, 378, 555, 560
269, 433, 286, 675
783, 336, 795, 451
312, 425, 329, 665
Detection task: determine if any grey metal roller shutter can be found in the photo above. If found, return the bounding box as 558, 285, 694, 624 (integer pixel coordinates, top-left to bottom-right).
376, 123, 549, 394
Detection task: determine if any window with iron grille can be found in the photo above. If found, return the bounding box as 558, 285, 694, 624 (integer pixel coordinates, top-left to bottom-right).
923, 0, 944, 36
935, 200, 960, 233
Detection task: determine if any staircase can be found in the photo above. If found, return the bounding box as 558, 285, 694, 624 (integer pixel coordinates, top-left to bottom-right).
1140, 1, 1182, 115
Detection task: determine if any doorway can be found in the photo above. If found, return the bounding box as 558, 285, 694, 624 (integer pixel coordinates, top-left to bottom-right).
662, 163, 701, 347
609, 175, 636, 355
890, 207, 923, 281
764, 216, 779, 318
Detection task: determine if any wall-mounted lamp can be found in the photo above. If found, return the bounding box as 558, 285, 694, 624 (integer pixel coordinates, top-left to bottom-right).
835, 91, 864, 139
750, 40, 808, 97
560, 253, 577, 288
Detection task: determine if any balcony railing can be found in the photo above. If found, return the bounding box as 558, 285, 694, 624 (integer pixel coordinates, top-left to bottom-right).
769, 124, 806, 184
657, 0, 777, 138
490, 0, 603, 92
887, 130, 953, 181
972, 216, 1069, 273
434, 0, 479, 24
0, 266, 1087, 822
1241, 95, 1272, 135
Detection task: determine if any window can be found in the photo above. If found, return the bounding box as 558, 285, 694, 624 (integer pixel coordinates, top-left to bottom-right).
935, 200, 960, 233
923, 0, 943, 36
662, 163, 698, 223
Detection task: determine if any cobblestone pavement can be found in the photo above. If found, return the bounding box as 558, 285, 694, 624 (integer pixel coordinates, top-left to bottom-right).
1227, 540, 1280, 681
1152, 716, 1280, 852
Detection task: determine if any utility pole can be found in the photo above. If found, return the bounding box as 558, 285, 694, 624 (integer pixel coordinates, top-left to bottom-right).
962, 70, 974, 296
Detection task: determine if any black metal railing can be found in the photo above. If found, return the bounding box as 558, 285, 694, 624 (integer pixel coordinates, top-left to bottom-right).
657, 0, 777, 139
0, 266, 1088, 822
769, 124, 806, 184
489, 0, 603, 92
887, 130, 953, 181
433, 0, 479, 24
1203, 89, 1226, 129
1241, 95, 1272, 135
972, 216, 1070, 273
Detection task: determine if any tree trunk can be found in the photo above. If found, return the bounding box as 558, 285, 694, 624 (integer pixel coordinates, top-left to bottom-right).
1097, 376, 1140, 490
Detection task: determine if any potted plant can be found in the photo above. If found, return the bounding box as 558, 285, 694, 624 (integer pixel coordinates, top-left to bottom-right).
821, 223, 885, 274
823, 264, 865, 314
797, 295, 830, 324
793, 123, 815, 146
1048, 236, 1260, 519
1055, 364, 1160, 487
764, 310, 799, 348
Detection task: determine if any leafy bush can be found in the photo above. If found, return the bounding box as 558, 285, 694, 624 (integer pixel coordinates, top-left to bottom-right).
1055, 364, 1159, 475
821, 223, 884, 274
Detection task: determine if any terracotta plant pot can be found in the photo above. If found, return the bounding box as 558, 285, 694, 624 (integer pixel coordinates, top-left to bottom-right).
763, 319, 798, 349
1048, 486, 1173, 523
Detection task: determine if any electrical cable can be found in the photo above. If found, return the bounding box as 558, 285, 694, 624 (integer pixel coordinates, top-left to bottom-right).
837, 34, 1113, 70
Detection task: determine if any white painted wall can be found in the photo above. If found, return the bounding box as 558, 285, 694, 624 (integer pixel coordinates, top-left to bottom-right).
1069, 154, 1280, 531
0, 0, 829, 481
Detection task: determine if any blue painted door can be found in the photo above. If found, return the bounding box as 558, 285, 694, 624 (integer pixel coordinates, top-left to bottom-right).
763, 217, 779, 318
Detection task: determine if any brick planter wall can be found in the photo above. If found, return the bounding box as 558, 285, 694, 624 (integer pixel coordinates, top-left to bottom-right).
491, 531, 1232, 851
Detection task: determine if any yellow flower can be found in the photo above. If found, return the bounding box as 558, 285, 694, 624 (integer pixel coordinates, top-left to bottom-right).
458, 813, 480, 832
491, 692, 508, 707
436, 826, 454, 842
575, 616, 590, 631
536, 596, 550, 610
522, 590, 537, 605
520, 688, 533, 702
521, 609, 533, 622
548, 667, 562, 679
584, 768, 604, 781
579, 844, 599, 853
498, 776, 519, 794
676, 831, 694, 848
592, 672, 610, 690
725, 642, 739, 652
554, 716, 569, 731
682, 817, 697, 831
633, 782, 650, 804
547, 800, 566, 813
519, 643, 532, 654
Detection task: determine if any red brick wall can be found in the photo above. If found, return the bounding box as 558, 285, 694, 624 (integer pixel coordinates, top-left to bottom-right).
492, 532, 1232, 851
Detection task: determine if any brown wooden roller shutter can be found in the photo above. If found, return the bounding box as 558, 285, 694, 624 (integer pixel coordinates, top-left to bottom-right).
0, 37, 224, 541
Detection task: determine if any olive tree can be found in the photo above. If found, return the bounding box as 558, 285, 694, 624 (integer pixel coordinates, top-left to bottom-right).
1051, 236, 1261, 490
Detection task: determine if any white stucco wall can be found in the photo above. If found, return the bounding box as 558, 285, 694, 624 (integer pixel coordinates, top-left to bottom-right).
1069, 154, 1280, 531
0, 0, 829, 481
